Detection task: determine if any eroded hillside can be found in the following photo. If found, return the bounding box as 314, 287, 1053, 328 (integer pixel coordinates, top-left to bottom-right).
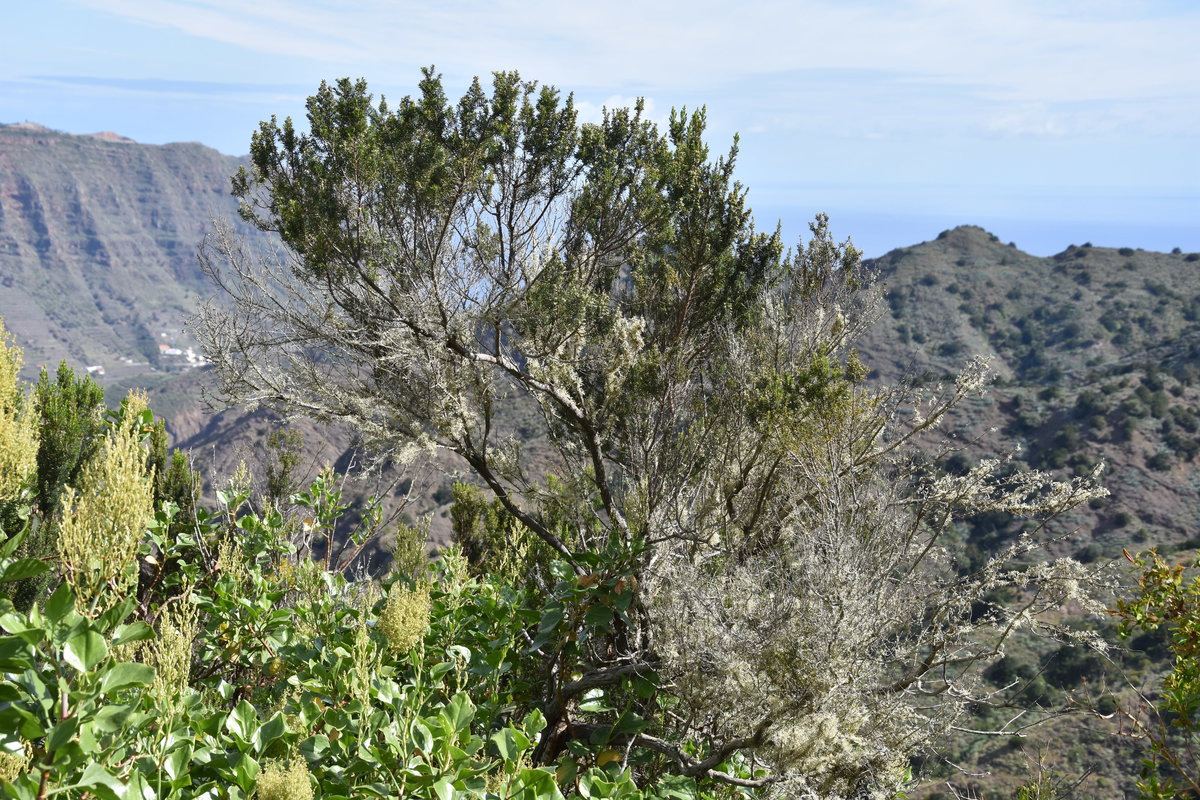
0, 122, 269, 379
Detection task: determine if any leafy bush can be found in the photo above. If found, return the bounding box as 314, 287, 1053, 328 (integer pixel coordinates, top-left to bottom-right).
1116, 551, 1200, 797
1146, 452, 1174, 472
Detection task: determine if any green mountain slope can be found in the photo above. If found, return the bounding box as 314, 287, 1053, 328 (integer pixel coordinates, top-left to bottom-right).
860, 226, 1200, 794
860, 225, 1200, 558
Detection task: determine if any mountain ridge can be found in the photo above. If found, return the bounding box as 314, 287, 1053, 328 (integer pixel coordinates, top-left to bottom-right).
0, 122, 266, 379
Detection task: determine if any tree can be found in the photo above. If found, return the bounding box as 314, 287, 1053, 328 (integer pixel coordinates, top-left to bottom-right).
197, 70, 1107, 797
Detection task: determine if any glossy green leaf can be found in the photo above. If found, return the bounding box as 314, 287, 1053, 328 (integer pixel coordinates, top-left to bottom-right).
513, 768, 565, 800
91, 703, 137, 733
431, 777, 455, 800
165, 742, 193, 781
63, 623, 108, 671
0, 607, 39, 638
112, 621, 155, 647
73, 763, 125, 800
0, 527, 27, 558
0, 705, 44, 740
0, 635, 35, 671
231, 751, 260, 792
46, 716, 80, 754
442, 692, 475, 733
97, 597, 136, 631
411, 719, 435, 754
491, 727, 531, 763
226, 699, 258, 742
254, 712, 287, 755
43, 582, 74, 625
0, 558, 49, 584
100, 662, 155, 694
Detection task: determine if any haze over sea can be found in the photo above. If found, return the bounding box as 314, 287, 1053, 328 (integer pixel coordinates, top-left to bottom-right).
3, 0, 1196, 258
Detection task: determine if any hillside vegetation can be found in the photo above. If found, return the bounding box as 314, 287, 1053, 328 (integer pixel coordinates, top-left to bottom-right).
862, 226, 1200, 560
4, 125, 1198, 563
2, 115, 1200, 796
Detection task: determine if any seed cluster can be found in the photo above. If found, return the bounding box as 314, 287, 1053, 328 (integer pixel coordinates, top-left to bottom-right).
0, 326, 38, 502
256, 760, 313, 800
377, 585, 431, 654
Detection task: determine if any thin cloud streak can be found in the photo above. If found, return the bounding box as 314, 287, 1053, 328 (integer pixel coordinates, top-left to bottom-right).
29, 75, 308, 96
8, 0, 1192, 254
71, 0, 1199, 111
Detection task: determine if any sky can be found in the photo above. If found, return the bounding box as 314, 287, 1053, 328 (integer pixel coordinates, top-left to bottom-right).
2, 0, 1197, 257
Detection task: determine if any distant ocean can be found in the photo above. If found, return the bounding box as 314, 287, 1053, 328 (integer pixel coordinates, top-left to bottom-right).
753, 189, 1199, 259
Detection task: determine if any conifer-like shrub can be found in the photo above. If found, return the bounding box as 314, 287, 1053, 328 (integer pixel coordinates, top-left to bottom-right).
181, 71, 1116, 797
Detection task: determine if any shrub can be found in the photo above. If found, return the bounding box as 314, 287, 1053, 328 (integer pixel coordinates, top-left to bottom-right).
134, 71, 1113, 796
1147, 452, 1174, 472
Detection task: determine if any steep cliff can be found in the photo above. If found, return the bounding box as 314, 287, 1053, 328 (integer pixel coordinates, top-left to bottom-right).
0, 122, 266, 378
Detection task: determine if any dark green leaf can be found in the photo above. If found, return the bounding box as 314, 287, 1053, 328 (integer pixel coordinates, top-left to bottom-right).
97, 598, 136, 631
0, 558, 49, 584
112, 621, 154, 647
584, 604, 613, 632
0, 527, 28, 558
100, 662, 155, 693
44, 582, 74, 625
46, 717, 80, 753
411, 719, 434, 754
0, 635, 35, 671
0, 705, 44, 740
254, 712, 287, 755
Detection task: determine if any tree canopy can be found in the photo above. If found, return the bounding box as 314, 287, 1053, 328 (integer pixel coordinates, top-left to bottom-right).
196, 70, 1108, 798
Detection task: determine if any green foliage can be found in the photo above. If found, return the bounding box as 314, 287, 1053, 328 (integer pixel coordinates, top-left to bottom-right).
1, 397, 665, 798
0, 352, 761, 799
32, 363, 105, 518
264, 428, 304, 509
194, 72, 1110, 797
450, 482, 552, 585
1115, 549, 1200, 797
5, 364, 106, 610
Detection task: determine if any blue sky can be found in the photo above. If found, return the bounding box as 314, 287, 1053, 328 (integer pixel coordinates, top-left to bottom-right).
3, 0, 1197, 257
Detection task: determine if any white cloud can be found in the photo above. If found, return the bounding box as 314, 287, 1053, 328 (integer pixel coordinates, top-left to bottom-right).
63, 0, 1199, 142
69, 1, 1195, 91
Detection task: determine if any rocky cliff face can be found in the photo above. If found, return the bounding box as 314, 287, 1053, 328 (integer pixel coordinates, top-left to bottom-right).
0, 122, 264, 378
